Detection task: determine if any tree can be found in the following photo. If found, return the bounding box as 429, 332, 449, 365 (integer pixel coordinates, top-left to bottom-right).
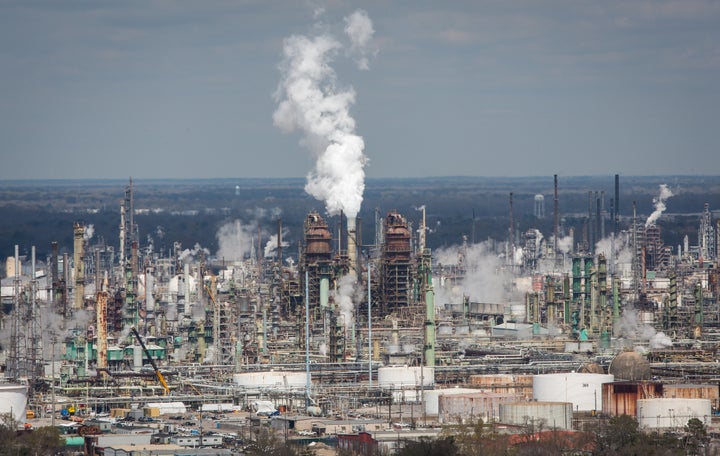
442, 418, 512, 456
684, 418, 709, 456
246, 427, 298, 456
16, 426, 63, 456
397, 436, 458, 456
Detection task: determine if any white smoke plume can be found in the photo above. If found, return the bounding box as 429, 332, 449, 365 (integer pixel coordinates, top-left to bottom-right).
274, 10, 375, 218
216, 220, 257, 262
333, 274, 361, 330
263, 227, 290, 258
83, 224, 94, 241
595, 234, 634, 278
553, 235, 574, 254
616, 307, 673, 349
179, 242, 210, 263
435, 241, 519, 306
645, 184, 673, 227
344, 10, 377, 70
244, 207, 283, 221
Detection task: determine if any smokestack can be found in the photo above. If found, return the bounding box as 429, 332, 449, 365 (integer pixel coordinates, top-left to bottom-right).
554, 175, 559, 257
97, 274, 108, 376
73, 222, 85, 310
277, 218, 283, 266
51, 241, 59, 306
347, 216, 358, 275
614, 174, 620, 235
596, 191, 601, 246
63, 253, 69, 315
509, 192, 514, 266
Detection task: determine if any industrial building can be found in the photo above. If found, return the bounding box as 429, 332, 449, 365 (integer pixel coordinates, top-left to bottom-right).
1, 176, 720, 453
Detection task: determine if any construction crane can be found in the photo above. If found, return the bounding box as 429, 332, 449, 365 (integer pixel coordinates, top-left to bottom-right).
130, 327, 170, 395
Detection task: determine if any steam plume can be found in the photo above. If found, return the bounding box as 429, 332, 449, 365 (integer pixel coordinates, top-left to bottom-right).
273, 10, 375, 218
645, 184, 673, 227
83, 224, 94, 241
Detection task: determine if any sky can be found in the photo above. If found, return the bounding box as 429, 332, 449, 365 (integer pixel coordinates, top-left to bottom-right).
1, 0, 719, 180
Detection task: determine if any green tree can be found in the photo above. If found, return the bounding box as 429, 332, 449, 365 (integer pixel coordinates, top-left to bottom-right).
684, 418, 708, 456
16, 426, 63, 456
397, 436, 458, 456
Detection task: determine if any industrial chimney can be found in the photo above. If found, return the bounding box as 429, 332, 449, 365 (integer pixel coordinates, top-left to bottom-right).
347, 216, 358, 275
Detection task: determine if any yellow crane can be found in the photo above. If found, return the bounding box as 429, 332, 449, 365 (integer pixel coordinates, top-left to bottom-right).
130, 327, 170, 395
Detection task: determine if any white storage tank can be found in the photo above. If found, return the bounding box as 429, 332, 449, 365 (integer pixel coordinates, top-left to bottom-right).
377, 366, 434, 389
637, 398, 711, 429
499, 402, 573, 430
232, 371, 309, 392
533, 373, 613, 412
0, 384, 28, 422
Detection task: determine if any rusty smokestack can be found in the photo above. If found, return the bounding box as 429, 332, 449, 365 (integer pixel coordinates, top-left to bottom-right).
347, 216, 357, 275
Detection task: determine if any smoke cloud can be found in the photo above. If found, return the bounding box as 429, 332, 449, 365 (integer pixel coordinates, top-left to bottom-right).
344, 10, 377, 70
263, 227, 290, 258
216, 220, 257, 262
333, 274, 361, 330
179, 242, 210, 263
616, 307, 673, 349
83, 224, 94, 241
435, 241, 519, 306
645, 184, 673, 227
273, 10, 375, 218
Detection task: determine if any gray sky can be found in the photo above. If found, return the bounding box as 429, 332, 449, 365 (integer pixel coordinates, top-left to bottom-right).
1, 0, 719, 180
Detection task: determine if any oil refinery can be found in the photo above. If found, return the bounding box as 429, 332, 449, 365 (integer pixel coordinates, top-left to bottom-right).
1, 175, 720, 455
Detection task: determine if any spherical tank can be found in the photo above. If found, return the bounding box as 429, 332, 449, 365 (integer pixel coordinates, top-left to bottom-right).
609, 351, 651, 381
533, 373, 614, 412
637, 398, 711, 429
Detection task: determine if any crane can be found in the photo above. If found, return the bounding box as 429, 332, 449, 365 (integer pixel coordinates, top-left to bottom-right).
130, 327, 170, 395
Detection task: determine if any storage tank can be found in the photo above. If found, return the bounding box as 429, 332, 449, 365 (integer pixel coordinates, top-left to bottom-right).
608, 351, 651, 381
233, 371, 309, 392
499, 402, 573, 430
637, 398, 711, 429
533, 373, 613, 412
424, 388, 479, 416
438, 392, 524, 424
377, 366, 434, 389
378, 366, 434, 402
0, 384, 28, 423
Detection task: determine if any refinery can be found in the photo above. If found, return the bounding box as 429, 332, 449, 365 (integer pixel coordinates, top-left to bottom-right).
1, 175, 720, 455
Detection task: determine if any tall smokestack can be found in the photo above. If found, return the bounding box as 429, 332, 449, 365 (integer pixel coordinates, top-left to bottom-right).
73, 222, 85, 310
509, 192, 514, 266
277, 218, 283, 266
347, 216, 357, 275
97, 274, 108, 376
614, 174, 620, 235
554, 175, 559, 257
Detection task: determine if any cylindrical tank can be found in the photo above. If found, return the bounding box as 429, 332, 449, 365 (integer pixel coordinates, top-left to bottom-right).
133, 345, 143, 370
377, 366, 434, 389
500, 402, 573, 429
637, 398, 711, 429
424, 388, 479, 416
0, 384, 28, 423
533, 373, 613, 412
232, 371, 309, 391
